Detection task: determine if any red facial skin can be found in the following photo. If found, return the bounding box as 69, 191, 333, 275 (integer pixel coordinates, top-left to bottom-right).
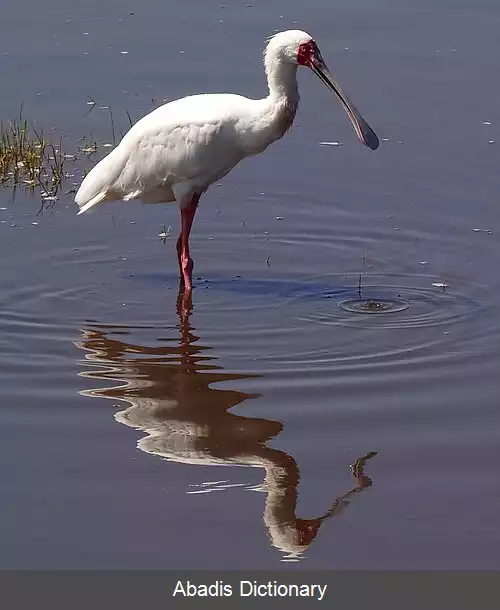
297, 40, 318, 68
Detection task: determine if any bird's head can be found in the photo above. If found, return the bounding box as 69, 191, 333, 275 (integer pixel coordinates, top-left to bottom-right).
267, 30, 379, 150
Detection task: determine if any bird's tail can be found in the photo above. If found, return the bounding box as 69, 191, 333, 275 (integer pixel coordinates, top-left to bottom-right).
76, 191, 109, 215
75, 147, 125, 214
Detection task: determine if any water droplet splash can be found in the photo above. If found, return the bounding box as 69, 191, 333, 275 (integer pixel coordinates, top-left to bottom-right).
338, 298, 410, 315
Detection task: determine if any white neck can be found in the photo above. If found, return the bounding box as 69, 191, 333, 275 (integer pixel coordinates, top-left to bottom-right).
264, 47, 300, 104
237, 48, 299, 157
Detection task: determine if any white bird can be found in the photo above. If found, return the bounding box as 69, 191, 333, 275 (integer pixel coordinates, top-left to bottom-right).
75, 30, 379, 292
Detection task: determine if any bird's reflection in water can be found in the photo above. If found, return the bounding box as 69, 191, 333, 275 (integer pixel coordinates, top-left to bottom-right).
75, 291, 377, 562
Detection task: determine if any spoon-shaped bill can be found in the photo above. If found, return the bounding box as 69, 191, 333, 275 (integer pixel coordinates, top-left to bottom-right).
311, 58, 379, 151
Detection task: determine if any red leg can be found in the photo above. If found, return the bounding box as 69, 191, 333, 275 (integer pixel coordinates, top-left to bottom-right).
177, 194, 199, 291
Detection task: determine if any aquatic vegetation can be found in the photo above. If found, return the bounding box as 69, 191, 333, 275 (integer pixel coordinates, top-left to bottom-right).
0, 111, 66, 202
0, 103, 128, 210
79, 136, 99, 155
0, 99, 138, 212
158, 225, 172, 244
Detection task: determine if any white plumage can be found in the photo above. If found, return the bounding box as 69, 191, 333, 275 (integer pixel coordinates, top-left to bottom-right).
75, 30, 378, 291
76, 95, 257, 213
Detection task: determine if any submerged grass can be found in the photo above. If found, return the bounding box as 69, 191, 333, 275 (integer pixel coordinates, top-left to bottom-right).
0, 102, 135, 210
0, 110, 66, 204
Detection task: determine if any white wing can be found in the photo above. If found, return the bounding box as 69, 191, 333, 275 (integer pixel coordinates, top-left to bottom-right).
75, 94, 253, 214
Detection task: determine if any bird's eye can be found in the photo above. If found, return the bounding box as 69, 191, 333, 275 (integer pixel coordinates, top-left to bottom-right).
297, 41, 313, 66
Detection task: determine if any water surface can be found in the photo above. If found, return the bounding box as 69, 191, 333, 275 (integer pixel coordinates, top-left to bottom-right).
1, 0, 499, 568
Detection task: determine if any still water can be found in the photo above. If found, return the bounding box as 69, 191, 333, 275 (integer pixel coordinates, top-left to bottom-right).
1, 0, 499, 568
